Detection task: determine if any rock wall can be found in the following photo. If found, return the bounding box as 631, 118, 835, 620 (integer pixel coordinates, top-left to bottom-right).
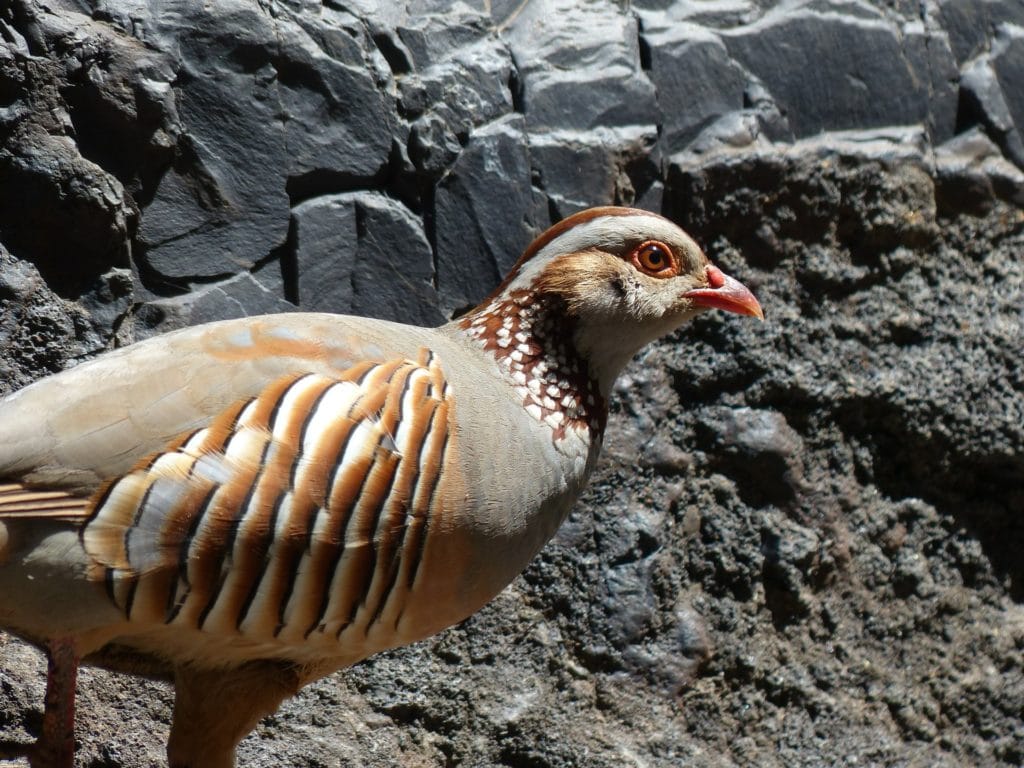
1, 1, 1022, 766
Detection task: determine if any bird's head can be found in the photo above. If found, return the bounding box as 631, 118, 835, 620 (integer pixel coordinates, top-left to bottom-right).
461, 206, 763, 397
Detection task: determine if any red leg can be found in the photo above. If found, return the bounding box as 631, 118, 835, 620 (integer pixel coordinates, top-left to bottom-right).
34, 638, 79, 767
168, 661, 303, 768
0, 638, 78, 766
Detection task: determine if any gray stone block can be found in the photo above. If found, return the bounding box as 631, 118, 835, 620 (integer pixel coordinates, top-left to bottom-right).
433, 114, 538, 315
938, 0, 1024, 64
641, 20, 748, 153
133, 2, 393, 280
504, 0, 658, 133
721, 3, 958, 140
293, 192, 443, 326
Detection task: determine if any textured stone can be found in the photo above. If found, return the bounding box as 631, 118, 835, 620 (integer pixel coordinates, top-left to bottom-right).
365, 1, 491, 73
124, 1, 393, 280
0, 5, 144, 297
399, 35, 513, 129
529, 125, 659, 215
665, 128, 938, 262
399, 28, 515, 187
127, 272, 296, 339
292, 194, 358, 313
502, 0, 661, 212
640, 21, 749, 153
433, 114, 538, 315
293, 191, 442, 325
504, 0, 658, 133
0, 247, 81, 393
761, 513, 825, 624
696, 407, 806, 507
938, 0, 1024, 64
992, 23, 1024, 166
934, 128, 1024, 213
961, 55, 1024, 168
721, 3, 958, 140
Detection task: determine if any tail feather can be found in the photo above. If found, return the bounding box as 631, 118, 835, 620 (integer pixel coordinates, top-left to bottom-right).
0, 483, 89, 520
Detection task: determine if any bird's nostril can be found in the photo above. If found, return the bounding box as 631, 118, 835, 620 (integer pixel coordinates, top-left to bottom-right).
707, 264, 726, 288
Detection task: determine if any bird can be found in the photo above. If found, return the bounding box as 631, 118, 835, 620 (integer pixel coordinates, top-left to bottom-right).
0, 206, 762, 767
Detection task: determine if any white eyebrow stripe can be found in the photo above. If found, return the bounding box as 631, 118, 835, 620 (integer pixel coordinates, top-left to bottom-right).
502, 213, 704, 292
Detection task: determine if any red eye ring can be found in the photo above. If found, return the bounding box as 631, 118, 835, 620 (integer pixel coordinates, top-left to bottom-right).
631, 241, 678, 278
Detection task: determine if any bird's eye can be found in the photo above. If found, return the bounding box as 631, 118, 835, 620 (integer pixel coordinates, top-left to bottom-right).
631, 241, 677, 278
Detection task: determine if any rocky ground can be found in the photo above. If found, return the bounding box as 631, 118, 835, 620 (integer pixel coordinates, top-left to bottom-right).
1, 1, 1022, 766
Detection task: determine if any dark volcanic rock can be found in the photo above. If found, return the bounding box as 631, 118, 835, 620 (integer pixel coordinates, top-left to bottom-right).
961, 53, 1024, 170
991, 24, 1024, 161
0, 4, 146, 298
0, 246, 84, 393
503, 0, 662, 215
933, 128, 1024, 214
433, 114, 538, 315
293, 191, 443, 325
720, 3, 958, 141
641, 20, 749, 154
504, 0, 657, 133
938, 0, 1024, 64
1, 1, 1023, 767
124, 272, 297, 340
127, 3, 394, 283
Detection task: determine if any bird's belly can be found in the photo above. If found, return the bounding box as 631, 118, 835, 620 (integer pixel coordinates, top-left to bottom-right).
87, 506, 506, 671
99, 499, 572, 676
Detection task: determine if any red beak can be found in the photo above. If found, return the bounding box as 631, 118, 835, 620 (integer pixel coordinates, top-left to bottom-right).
683, 264, 764, 320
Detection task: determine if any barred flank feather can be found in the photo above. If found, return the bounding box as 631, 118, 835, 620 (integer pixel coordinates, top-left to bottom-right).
79, 351, 454, 646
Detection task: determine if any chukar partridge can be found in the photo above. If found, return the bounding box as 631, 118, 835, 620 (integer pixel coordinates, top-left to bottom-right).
0, 206, 762, 767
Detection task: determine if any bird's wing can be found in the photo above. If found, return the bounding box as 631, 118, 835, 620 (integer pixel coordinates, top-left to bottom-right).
0, 313, 433, 493
0, 484, 90, 517
2, 347, 455, 644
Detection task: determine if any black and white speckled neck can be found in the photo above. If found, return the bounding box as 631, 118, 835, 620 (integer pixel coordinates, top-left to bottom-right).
457, 289, 606, 441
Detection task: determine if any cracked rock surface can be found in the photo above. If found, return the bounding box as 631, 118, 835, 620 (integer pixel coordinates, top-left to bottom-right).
1, 1, 1022, 766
